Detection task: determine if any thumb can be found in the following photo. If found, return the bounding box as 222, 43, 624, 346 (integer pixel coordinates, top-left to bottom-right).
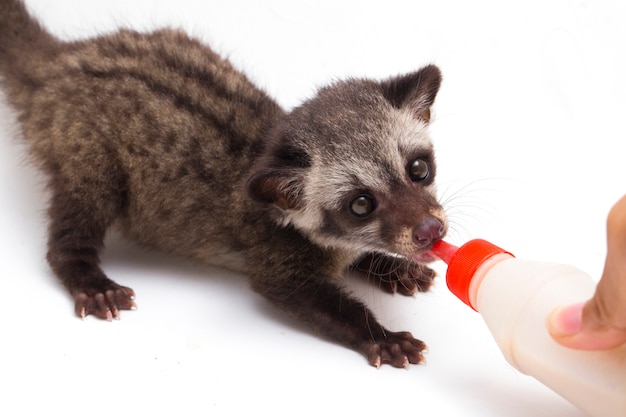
547, 302, 584, 337
548, 300, 626, 350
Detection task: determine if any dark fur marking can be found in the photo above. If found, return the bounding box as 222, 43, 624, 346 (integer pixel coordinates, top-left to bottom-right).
78, 65, 254, 155
319, 208, 347, 238
274, 138, 311, 169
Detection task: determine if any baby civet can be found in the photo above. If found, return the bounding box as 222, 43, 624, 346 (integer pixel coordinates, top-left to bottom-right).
0, 0, 447, 367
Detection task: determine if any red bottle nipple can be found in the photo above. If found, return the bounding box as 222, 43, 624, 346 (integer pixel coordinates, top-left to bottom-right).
431, 239, 514, 310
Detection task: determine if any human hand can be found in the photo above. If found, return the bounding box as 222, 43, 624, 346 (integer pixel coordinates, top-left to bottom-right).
547, 194, 626, 350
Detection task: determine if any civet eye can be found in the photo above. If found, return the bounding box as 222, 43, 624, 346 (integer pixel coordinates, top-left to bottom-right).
349, 194, 376, 218
408, 158, 430, 182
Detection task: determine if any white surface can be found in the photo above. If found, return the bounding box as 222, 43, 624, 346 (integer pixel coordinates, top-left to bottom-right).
1, 1, 624, 416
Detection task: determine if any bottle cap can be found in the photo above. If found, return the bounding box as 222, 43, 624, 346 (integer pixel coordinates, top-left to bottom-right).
431, 239, 514, 310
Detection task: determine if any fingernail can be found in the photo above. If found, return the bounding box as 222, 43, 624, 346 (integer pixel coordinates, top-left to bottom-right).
548, 302, 585, 336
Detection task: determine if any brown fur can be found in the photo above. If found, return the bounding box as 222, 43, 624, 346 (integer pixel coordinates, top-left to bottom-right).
0, 0, 446, 368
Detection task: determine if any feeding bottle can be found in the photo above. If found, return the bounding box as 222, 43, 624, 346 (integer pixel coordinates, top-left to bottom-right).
431, 239, 626, 417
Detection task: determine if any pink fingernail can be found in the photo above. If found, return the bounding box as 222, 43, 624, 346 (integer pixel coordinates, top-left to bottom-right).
549, 302, 585, 336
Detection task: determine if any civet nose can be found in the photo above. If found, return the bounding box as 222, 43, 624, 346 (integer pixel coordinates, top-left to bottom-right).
413, 217, 445, 248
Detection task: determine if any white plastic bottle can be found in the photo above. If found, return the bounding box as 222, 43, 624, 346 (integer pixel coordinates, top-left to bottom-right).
431, 239, 626, 417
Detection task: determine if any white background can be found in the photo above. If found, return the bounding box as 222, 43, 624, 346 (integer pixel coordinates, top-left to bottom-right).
1, 1, 624, 416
